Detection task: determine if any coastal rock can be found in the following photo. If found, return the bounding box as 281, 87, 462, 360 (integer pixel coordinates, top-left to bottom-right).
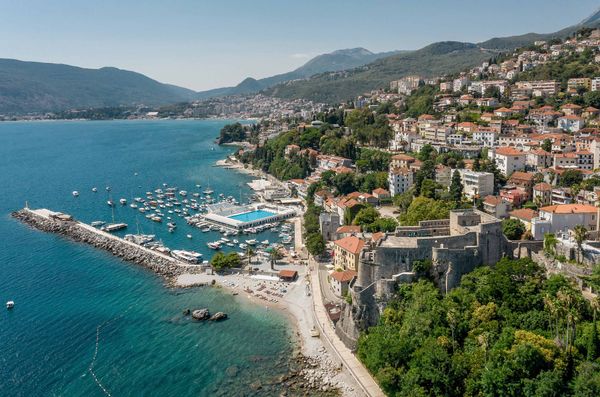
183, 308, 191, 315
209, 312, 227, 321
225, 365, 238, 377
192, 309, 210, 320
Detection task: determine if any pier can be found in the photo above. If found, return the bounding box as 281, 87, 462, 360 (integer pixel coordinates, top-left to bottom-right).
12, 208, 207, 282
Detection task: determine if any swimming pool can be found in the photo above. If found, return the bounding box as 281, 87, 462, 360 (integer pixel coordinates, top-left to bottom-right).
228, 209, 276, 222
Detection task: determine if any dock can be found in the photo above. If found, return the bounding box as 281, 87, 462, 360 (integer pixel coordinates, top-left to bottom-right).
12, 208, 207, 282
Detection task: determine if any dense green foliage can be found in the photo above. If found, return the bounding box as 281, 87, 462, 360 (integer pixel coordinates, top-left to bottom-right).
357, 257, 599, 397
353, 206, 398, 232
402, 85, 437, 118
303, 204, 326, 257
210, 252, 241, 270
399, 196, 453, 226
217, 123, 246, 144
502, 218, 526, 240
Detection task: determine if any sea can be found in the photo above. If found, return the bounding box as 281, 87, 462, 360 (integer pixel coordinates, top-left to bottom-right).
0, 120, 299, 396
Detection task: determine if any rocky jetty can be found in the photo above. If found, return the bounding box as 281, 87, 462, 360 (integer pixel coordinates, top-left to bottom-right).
11, 209, 200, 283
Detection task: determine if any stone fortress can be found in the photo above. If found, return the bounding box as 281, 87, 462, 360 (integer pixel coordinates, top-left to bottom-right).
336, 208, 542, 349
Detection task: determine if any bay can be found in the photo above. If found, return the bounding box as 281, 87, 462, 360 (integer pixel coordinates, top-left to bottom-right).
0, 120, 295, 396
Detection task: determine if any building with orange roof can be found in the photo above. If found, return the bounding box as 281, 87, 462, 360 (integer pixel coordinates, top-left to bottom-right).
509, 208, 538, 231
336, 225, 361, 238
531, 203, 598, 240
533, 182, 553, 206
329, 269, 357, 297
333, 236, 365, 271
489, 146, 526, 176
390, 153, 416, 169
482, 195, 510, 218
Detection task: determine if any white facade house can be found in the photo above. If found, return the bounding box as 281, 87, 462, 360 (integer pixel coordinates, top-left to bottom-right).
458, 169, 495, 199
389, 168, 414, 196
557, 115, 584, 132
489, 147, 526, 176
531, 204, 598, 240
473, 130, 498, 147
592, 77, 600, 92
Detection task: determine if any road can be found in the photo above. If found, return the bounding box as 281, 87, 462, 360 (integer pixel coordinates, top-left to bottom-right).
308, 256, 385, 397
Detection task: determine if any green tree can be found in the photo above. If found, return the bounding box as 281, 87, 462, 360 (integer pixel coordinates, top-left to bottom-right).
502, 218, 526, 240
211, 252, 241, 270
541, 138, 553, 153
353, 206, 379, 227
544, 233, 558, 256
306, 233, 326, 257
573, 225, 588, 264
399, 197, 452, 226
449, 170, 464, 202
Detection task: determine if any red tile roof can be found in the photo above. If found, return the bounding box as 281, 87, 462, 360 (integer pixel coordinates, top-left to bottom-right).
330, 270, 357, 283
540, 204, 597, 214
334, 236, 365, 255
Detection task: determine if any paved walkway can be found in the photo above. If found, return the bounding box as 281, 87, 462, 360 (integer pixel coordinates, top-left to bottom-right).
308, 257, 385, 397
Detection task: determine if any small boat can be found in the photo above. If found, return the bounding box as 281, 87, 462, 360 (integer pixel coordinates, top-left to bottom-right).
186, 234, 192, 239
207, 242, 221, 250
179, 190, 187, 196
246, 239, 258, 246
261, 240, 269, 245
130, 203, 138, 209
102, 223, 128, 232
119, 198, 127, 205
201, 227, 210, 232
239, 243, 248, 249
6, 301, 14, 310
91, 221, 105, 227
92, 187, 98, 192
106, 186, 111, 191
107, 200, 114, 207
203, 188, 214, 195
72, 191, 79, 197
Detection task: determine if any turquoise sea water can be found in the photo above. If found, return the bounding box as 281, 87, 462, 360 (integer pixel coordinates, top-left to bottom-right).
0, 120, 297, 396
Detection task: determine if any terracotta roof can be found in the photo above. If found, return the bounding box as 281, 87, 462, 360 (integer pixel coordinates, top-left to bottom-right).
372, 188, 389, 195
533, 182, 552, 191
560, 115, 583, 120
391, 154, 415, 161
495, 147, 524, 156
334, 236, 365, 255
336, 225, 361, 234
540, 204, 597, 214
418, 114, 435, 120
562, 103, 582, 109
330, 270, 357, 283
509, 171, 535, 181
510, 208, 538, 222
483, 195, 502, 205
279, 270, 298, 279
390, 167, 412, 176
371, 232, 385, 243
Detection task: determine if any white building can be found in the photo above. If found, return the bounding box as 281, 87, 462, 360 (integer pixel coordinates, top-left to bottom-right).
389, 167, 414, 196
458, 169, 495, 199
557, 115, 584, 132
489, 147, 526, 176
592, 77, 600, 92
473, 130, 498, 147
531, 204, 598, 240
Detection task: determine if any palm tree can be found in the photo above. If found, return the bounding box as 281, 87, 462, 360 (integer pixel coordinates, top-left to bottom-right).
246, 247, 255, 273
573, 225, 588, 264
268, 248, 283, 271
543, 233, 558, 256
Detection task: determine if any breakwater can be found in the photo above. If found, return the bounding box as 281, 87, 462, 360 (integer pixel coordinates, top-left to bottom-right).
12, 208, 203, 282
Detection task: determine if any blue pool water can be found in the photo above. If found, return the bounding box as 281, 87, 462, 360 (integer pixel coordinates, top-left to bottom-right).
229, 209, 276, 223
0, 120, 302, 397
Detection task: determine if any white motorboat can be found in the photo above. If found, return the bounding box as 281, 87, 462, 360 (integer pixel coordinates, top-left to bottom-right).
246, 239, 258, 246
119, 198, 127, 205
171, 250, 202, 263
107, 200, 114, 207
6, 301, 14, 309
72, 191, 79, 197
92, 187, 98, 192
207, 242, 221, 250
186, 234, 192, 239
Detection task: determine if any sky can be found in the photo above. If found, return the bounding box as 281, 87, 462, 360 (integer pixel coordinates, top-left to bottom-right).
1, 0, 599, 91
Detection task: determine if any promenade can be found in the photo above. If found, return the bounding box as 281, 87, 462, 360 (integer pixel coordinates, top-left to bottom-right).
308, 256, 385, 397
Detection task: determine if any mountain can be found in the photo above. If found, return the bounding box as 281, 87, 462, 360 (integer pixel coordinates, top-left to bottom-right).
195, 48, 402, 99
0, 59, 197, 114
265, 10, 600, 103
